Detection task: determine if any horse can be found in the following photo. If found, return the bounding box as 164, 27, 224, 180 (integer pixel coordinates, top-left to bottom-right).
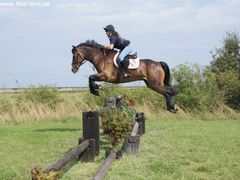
71, 40, 179, 112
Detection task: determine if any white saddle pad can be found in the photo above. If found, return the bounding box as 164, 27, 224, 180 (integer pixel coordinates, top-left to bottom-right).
113, 52, 140, 69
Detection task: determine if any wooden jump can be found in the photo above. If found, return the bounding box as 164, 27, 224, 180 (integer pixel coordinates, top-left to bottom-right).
32, 96, 145, 179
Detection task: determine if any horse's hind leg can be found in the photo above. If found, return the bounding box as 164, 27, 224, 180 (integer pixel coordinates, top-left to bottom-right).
164, 94, 176, 112
144, 80, 176, 112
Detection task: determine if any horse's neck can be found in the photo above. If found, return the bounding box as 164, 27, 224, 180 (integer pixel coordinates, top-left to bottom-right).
87, 48, 105, 72
88, 48, 116, 73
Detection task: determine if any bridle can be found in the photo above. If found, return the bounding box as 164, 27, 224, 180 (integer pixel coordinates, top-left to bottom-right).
72, 48, 86, 73
72, 46, 107, 73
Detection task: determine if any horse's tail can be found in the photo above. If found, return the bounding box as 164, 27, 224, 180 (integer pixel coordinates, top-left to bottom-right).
160, 61, 180, 96
160, 61, 170, 86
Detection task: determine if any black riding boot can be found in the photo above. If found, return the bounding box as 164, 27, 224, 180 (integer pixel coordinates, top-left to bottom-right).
121, 60, 131, 77
116, 56, 121, 67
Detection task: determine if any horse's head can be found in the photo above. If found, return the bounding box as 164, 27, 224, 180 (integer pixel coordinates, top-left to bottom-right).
71, 45, 86, 73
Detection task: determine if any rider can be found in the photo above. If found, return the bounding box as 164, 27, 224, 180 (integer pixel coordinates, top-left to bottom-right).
103, 24, 133, 77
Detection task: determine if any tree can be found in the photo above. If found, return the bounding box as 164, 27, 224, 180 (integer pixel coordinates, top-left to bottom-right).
210, 32, 240, 109
211, 32, 240, 74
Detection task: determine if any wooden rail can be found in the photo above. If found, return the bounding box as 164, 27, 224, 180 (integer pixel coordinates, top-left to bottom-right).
93, 151, 122, 180
130, 122, 139, 136
44, 140, 91, 173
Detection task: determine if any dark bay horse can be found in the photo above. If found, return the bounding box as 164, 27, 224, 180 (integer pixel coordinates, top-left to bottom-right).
71, 40, 179, 112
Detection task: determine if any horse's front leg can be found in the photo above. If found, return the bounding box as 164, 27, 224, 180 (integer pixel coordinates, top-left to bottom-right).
89, 73, 106, 96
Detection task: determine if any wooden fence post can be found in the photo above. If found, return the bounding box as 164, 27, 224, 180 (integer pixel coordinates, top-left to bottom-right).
136, 112, 145, 135
123, 121, 140, 154
82, 111, 100, 155
78, 139, 95, 162
104, 95, 122, 108
123, 135, 140, 154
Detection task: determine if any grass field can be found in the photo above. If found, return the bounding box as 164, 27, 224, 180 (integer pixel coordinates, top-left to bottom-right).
0, 113, 240, 180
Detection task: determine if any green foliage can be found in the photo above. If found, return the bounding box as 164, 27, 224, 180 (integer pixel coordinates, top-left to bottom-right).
83, 83, 165, 112
127, 87, 165, 111
210, 32, 240, 109
216, 71, 240, 109
172, 64, 224, 112
211, 32, 240, 74
17, 86, 63, 108
83, 84, 124, 107
101, 97, 136, 146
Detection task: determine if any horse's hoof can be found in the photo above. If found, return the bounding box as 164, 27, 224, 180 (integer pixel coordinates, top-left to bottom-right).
93, 84, 100, 90
167, 109, 174, 113
167, 107, 177, 113
93, 90, 100, 96
90, 89, 100, 96
95, 91, 100, 96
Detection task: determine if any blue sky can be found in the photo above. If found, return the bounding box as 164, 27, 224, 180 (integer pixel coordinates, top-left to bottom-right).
0, 0, 240, 88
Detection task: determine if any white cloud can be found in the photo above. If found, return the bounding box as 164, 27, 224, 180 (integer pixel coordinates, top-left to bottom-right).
0, 0, 239, 87
52, 0, 239, 36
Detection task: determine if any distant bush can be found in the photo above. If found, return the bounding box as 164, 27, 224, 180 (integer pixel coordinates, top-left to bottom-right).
82, 84, 123, 107
172, 63, 224, 112
128, 87, 165, 111
83, 83, 165, 112
17, 86, 63, 109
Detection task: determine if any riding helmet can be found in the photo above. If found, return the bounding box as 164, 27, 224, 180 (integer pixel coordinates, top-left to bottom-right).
103, 24, 115, 32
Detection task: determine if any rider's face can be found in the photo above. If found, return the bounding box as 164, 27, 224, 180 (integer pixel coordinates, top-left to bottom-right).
105, 31, 112, 37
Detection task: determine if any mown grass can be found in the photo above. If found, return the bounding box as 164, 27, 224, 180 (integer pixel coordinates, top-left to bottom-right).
0, 117, 82, 179
105, 114, 240, 180
0, 113, 240, 179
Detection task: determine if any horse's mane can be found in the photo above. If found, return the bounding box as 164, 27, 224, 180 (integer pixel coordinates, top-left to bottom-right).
77, 40, 103, 49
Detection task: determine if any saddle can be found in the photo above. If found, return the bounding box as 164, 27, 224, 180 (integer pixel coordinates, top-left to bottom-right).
127, 52, 138, 59
113, 52, 140, 69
